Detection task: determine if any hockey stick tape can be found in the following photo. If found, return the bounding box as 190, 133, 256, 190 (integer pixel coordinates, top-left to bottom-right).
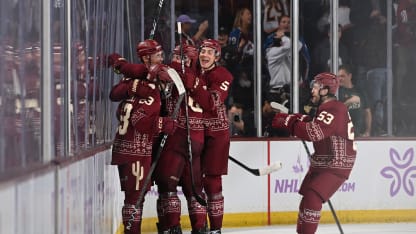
166, 68, 186, 95
259, 161, 283, 176
270, 101, 289, 114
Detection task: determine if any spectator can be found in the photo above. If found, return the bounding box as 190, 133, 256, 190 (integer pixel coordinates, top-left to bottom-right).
217, 26, 229, 48
228, 102, 255, 137
263, 0, 290, 35
228, 7, 254, 69
217, 25, 236, 69
338, 64, 372, 137
176, 14, 209, 47
228, 103, 245, 136
264, 15, 304, 106
228, 7, 255, 114
264, 15, 295, 103
311, 24, 352, 78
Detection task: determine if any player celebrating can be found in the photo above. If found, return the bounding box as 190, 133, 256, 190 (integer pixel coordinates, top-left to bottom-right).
272, 72, 357, 234
186, 39, 233, 234
153, 44, 207, 234
108, 39, 177, 234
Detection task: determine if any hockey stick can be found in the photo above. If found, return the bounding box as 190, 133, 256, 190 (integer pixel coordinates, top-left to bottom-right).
271, 102, 344, 234
178, 22, 206, 206
149, 0, 165, 40
126, 69, 186, 231
229, 155, 282, 176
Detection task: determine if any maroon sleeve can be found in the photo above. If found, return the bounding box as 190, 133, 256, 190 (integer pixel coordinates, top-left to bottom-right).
119, 63, 148, 79
292, 100, 351, 142
127, 80, 158, 98
109, 78, 132, 102
169, 61, 183, 74
192, 66, 233, 111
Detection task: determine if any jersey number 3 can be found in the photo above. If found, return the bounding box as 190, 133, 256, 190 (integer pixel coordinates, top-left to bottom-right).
118, 102, 133, 135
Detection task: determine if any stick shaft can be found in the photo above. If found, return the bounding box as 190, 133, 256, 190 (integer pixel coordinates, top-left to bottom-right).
228, 155, 259, 176
177, 22, 206, 206
149, 0, 165, 40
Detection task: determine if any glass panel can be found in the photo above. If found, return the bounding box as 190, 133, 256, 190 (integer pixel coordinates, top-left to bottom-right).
219, 2, 256, 137
262, 0, 292, 137
71, 0, 89, 153
393, 0, 416, 136
144, 0, 174, 61
51, 0, 66, 157
0, 0, 42, 175
340, 0, 388, 137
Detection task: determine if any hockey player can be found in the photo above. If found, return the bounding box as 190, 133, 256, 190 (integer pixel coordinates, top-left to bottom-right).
272, 72, 357, 234
186, 39, 233, 234
108, 39, 177, 234
153, 44, 207, 233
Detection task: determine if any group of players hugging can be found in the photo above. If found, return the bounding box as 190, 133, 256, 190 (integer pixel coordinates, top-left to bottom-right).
107, 38, 233, 234
107, 36, 356, 234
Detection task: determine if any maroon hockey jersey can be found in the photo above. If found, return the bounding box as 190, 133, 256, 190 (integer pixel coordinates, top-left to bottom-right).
110, 79, 162, 165
293, 99, 357, 178
193, 66, 233, 136
167, 61, 205, 142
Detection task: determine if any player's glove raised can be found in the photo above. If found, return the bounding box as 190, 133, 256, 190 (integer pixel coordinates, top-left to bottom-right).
107, 53, 129, 75
272, 113, 298, 133
148, 64, 172, 83
184, 72, 198, 91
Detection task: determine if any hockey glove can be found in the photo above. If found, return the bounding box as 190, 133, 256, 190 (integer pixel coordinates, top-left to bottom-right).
158, 117, 177, 135
148, 64, 172, 83
293, 113, 312, 122
184, 72, 197, 91
169, 61, 182, 73
107, 53, 122, 67
272, 113, 298, 133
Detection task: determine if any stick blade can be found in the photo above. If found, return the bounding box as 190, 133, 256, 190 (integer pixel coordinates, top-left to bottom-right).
270, 101, 289, 114
259, 161, 283, 176
166, 68, 186, 95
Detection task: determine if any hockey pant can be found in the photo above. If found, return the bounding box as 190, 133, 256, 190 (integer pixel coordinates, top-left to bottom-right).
297, 171, 346, 234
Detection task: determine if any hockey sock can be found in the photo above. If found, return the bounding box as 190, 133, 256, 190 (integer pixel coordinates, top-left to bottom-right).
297, 189, 323, 234
157, 192, 181, 231
187, 195, 208, 231
122, 191, 143, 234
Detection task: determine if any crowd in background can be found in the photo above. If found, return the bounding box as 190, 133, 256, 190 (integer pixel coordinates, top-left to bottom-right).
0, 0, 415, 178
210, 0, 416, 138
